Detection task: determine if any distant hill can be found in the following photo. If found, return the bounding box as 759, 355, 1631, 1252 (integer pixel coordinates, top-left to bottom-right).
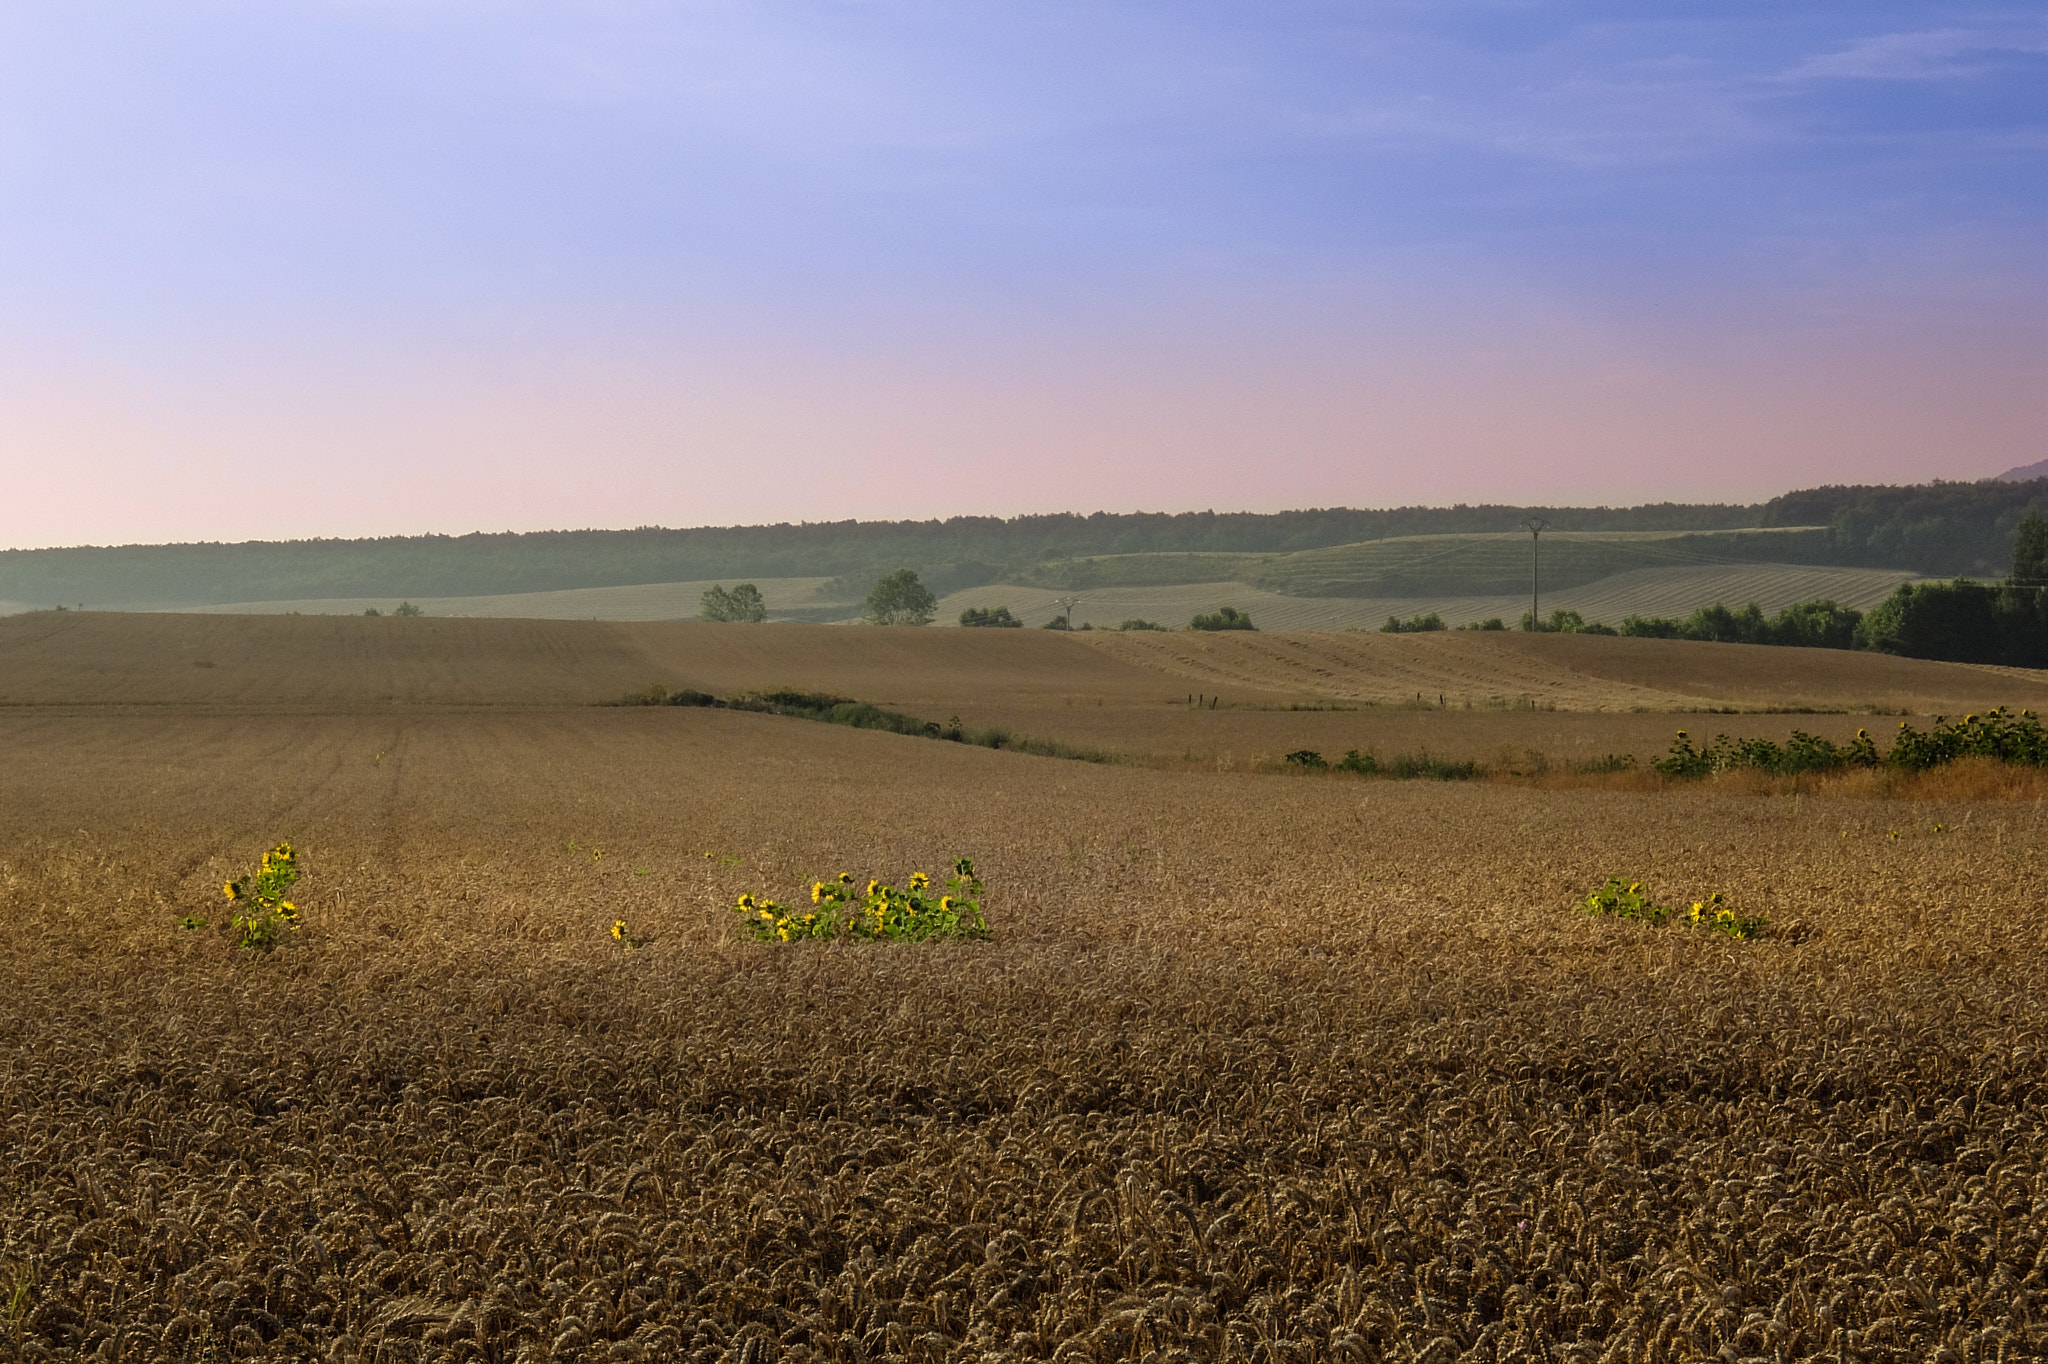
1998, 458, 2048, 482
1, 479, 2041, 611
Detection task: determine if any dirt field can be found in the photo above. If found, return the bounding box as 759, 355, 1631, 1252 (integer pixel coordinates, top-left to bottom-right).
0, 616, 2043, 1362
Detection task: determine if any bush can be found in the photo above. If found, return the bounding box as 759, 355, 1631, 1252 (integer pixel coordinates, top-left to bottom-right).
1042, 614, 1071, 630
1117, 619, 1169, 631
700, 582, 768, 622
394, 601, 424, 617
864, 569, 937, 626
1383, 753, 1479, 780
1461, 617, 1506, 631
1520, 608, 1609, 634
1190, 606, 1255, 631
1619, 596, 1863, 649
1857, 580, 2045, 666
1647, 712, 2048, 779
1283, 749, 1328, 769
959, 605, 1022, 627
1380, 612, 1445, 634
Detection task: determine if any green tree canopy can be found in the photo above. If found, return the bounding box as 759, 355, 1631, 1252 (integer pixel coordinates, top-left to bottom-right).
700, 582, 768, 622
2013, 510, 2048, 587
864, 569, 937, 626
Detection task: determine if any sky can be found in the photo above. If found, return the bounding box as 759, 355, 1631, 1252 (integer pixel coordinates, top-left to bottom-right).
0, 1, 2043, 548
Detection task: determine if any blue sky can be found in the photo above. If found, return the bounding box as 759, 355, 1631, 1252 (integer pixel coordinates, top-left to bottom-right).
1, 2, 2042, 546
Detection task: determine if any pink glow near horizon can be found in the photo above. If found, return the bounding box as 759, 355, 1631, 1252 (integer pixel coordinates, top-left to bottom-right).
3, 299, 2039, 549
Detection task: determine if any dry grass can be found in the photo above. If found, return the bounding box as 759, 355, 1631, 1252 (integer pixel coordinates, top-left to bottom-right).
0, 619, 2043, 1361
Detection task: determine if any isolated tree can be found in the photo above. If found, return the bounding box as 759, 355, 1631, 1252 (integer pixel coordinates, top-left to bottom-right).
1189, 606, 1255, 631
864, 569, 937, 626
700, 582, 768, 623
2012, 510, 2048, 587
393, 601, 424, 617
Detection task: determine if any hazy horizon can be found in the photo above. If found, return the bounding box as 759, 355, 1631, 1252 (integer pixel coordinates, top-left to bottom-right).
3, 3, 2042, 551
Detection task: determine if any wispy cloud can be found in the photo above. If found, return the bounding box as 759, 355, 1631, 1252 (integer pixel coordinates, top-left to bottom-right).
1786, 25, 2048, 81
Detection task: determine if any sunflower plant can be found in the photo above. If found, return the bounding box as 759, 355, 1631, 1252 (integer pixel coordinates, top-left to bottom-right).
735, 858, 990, 943
219, 842, 301, 951
1686, 891, 1767, 940
1580, 877, 1674, 925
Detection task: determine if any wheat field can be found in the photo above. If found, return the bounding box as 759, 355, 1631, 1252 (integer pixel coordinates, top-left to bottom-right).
0, 616, 2042, 1362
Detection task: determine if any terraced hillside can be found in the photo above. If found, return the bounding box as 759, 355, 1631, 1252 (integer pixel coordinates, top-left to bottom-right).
1245, 527, 1833, 597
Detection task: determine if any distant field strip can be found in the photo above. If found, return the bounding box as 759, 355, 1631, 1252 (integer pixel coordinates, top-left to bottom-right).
940, 564, 1922, 633
1079, 631, 1701, 710
149, 562, 1921, 629
179, 576, 844, 621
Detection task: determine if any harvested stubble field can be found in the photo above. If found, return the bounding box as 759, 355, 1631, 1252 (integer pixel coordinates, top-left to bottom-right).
1, 616, 2045, 1364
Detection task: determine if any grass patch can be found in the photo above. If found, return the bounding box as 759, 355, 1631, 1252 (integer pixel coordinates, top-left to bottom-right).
610, 686, 1127, 764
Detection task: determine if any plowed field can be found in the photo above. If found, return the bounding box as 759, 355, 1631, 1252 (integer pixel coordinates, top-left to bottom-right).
0, 616, 2043, 1362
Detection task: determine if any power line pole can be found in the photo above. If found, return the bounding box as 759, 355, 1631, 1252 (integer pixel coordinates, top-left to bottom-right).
1520, 518, 1550, 631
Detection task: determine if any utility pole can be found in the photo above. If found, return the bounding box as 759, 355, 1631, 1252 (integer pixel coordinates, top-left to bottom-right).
1519, 518, 1550, 631
1053, 595, 1082, 629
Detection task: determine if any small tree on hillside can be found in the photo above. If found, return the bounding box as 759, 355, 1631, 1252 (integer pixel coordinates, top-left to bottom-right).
701, 582, 769, 622
864, 569, 937, 626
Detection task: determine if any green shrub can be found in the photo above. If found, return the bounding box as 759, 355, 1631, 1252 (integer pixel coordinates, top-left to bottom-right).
1460, 617, 1506, 631
1335, 749, 1379, 775
1521, 608, 1606, 633
1380, 612, 1445, 633
1383, 753, 1478, 780
959, 605, 1022, 627
1283, 749, 1328, 769
1117, 618, 1169, 631
1650, 712, 2046, 779
1190, 606, 1255, 631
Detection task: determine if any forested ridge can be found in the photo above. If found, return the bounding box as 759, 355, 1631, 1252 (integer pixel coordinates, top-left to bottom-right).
3, 481, 2041, 608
